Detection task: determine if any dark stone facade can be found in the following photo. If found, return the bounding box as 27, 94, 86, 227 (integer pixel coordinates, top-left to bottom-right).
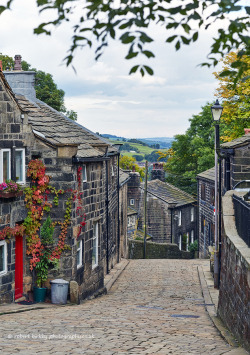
0, 69, 123, 303
197, 168, 215, 258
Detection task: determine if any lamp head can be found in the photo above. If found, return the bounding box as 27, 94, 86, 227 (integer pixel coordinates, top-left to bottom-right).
211, 99, 223, 121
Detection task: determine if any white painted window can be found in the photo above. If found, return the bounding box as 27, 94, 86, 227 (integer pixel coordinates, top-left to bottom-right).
82, 165, 87, 182
92, 223, 98, 269
0, 240, 7, 276
178, 210, 182, 226
127, 217, 130, 226
15, 148, 25, 184
76, 240, 82, 269
191, 207, 194, 222
191, 230, 194, 244
0, 149, 11, 183
179, 234, 182, 251
186, 233, 189, 251
130, 199, 135, 206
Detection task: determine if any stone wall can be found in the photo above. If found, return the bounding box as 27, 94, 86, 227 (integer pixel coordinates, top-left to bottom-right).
218, 190, 250, 351
128, 240, 192, 259
119, 182, 128, 259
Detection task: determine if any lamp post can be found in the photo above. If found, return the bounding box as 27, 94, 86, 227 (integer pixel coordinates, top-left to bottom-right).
211, 99, 223, 289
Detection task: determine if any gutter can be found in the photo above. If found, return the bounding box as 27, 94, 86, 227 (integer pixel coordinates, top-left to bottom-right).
72, 156, 110, 163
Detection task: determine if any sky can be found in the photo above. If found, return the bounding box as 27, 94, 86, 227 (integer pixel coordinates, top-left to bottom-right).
0, 0, 225, 138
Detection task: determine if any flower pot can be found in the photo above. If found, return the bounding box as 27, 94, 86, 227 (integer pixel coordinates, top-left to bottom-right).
33, 287, 47, 303
0, 191, 23, 199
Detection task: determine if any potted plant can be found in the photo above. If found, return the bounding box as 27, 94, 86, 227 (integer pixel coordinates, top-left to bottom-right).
0, 180, 23, 198
33, 216, 58, 302
188, 240, 198, 258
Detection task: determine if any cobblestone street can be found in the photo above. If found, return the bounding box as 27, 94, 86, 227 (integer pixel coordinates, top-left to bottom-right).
0, 260, 238, 354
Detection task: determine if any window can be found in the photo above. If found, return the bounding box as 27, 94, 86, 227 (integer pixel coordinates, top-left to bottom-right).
0, 149, 11, 183
179, 234, 182, 251
186, 233, 189, 251
92, 223, 98, 269
210, 187, 215, 206
0, 240, 7, 276
15, 149, 25, 183
191, 207, 194, 222
201, 183, 206, 201
201, 215, 205, 234
130, 199, 135, 206
178, 210, 181, 226
76, 240, 82, 269
0, 148, 25, 184
191, 230, 194, 244
82, 165, 87, 182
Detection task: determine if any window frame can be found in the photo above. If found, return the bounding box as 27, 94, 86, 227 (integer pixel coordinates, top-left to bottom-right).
0, 149, 11, 183
92, 223, 99, 269
130, 199, 135, 206
178, 210, 182, 226
191, 230, 194, 244
191, 207, 194, 222
76, 239, 83, 269
201, 183, 206, 201
0, 240, 7, 276
15, 148, 25, 184
82, 165, 87, 182
178, 234, 182, 251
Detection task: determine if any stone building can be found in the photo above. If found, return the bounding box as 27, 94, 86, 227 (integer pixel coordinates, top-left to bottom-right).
0, 59, 124, 303
197, 130, 250, 258
196, 167, 216, 258
119, 169, 130, 258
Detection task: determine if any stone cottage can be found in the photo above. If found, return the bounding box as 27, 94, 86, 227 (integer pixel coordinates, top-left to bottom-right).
197, 129, 250, 258
127, 165, 197, 249
196, 167, 216, 258
0, 59, 124, 304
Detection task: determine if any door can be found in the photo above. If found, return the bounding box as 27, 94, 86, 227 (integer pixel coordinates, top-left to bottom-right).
15, 235, 23, 300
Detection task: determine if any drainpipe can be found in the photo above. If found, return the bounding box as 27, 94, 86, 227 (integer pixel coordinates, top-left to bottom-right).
170, 209, 173, 244
117, 153, 120, 264
105, 160, 109, 274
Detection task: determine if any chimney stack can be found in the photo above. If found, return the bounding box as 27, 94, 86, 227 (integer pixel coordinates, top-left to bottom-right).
14, 55, 22, 71
244, 128, 250, 135
0, 61, 2, 71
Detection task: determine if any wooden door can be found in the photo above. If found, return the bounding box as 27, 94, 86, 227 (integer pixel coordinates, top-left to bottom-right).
15, 235, 23, 300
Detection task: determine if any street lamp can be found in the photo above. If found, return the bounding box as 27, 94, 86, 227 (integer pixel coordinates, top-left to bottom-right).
211, 99, 223, 289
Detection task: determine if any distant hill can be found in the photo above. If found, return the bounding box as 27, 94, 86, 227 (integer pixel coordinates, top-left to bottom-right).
101, 134, 174, 148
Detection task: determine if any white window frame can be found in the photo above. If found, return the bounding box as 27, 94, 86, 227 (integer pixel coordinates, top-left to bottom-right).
76, 240, 82, 269
191, 230, 194, 244
0, 240, 7, 276
191, 207, 194, 222
186, 232, 189, 251
178, 210, 182, 226
15, 148, 25, 184
0, 149, 11, 183
92, 223, 99, 269
130, 199, 135, 206
179, 234, 182, 251
82, 165, 87, 182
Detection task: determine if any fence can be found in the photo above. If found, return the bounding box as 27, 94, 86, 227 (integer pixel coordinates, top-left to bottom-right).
233, 194, 250, 247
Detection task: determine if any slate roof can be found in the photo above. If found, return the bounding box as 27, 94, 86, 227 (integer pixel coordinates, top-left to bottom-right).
221, 134, 250, 148
145, 179, 195, 207
197, 167, 216, 182
127, 207, 137, 216
119, 169, 130, 187
15, 94, 118, 159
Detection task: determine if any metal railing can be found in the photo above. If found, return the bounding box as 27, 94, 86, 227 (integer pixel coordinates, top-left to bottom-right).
233, 194, 250, 247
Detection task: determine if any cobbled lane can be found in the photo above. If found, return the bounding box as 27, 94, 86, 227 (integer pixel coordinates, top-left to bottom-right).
0, 260, 232, 354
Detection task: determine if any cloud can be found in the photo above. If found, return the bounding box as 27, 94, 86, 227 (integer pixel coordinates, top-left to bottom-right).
0, 0, 224, 138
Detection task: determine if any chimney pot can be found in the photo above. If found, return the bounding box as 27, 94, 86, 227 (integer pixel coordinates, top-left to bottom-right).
244, 128, 250, 135
14, 54, 22, 71
0, 60, 2, 71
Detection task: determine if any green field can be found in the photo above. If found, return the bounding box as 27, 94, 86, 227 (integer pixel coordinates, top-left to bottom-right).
109, 139, 168, 161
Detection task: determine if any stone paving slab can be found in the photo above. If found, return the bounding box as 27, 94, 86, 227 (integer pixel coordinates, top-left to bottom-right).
0, 259, 248, 354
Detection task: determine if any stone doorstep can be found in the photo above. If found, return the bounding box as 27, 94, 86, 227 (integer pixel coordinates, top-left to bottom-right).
197, 262, 249, 354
